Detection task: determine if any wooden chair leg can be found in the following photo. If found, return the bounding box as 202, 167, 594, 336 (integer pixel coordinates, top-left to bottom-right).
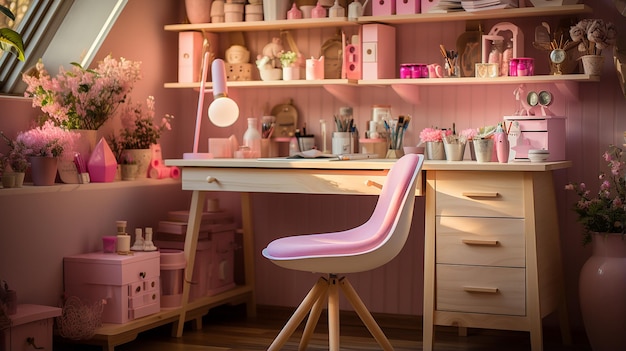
298, 286, 327, 351
268, 277, 328, 351
339, 277, 395, 351
328, 275, 340, 351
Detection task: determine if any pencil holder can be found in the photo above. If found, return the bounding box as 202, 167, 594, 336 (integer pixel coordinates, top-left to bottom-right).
332, 132, 353, 155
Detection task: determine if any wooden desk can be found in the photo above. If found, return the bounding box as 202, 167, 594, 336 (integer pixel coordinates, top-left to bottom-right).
163, 158, 571, 351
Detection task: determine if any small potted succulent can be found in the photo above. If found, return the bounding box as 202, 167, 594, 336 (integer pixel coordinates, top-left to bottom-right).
279, 51, 299, 81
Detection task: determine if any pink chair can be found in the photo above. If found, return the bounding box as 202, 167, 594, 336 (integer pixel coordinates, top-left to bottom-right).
262, 153, 424, 351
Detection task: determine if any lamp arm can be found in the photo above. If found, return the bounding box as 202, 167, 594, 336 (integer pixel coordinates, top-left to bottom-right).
192, 52, 212, 154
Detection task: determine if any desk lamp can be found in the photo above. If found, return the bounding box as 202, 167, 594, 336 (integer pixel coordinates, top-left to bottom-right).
183, 52, 239, 159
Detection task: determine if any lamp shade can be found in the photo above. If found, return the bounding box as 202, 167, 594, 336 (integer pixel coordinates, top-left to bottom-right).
208, 59, 239, 127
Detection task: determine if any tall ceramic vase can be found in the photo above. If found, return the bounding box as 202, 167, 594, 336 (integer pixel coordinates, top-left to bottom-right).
579, 232, 626, 351
29, 156, 58, 186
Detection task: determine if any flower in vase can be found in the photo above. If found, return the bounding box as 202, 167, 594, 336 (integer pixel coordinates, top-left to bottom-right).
569, 19, 617, 56
114, 96, 174, 150
0, 132, 29, 172
419, 127, 451, 143
565, 145, 626, 245
22, 55, 142, 130
15, 120, 77, 159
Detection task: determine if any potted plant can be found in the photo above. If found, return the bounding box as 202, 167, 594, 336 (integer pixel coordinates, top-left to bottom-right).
564, 144, 626, 351
0, 131, 29, 187
119, 153, 138, 181
0, 5, 25, 61
279, 51, 299, 81
569, 19, 617, 75
114, 96, 173, 178
15, 121, 77, 186
419, 127, 451, 160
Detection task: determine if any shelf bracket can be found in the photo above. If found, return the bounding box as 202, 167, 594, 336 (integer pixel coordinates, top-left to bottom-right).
323, 84, 359, 105
391, 84, 421, 105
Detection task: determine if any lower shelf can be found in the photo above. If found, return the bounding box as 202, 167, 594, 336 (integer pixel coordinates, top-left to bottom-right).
57, 285, 254, 351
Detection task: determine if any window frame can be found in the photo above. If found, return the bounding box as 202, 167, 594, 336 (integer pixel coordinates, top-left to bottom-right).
0, 0, 127, 95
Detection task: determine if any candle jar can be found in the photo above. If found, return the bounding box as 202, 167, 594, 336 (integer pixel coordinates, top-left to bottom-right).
400, 64, 412, 79
509, 58, 519, 76
412, 64, 428, 78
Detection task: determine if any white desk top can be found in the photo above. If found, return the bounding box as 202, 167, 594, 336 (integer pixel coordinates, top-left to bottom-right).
166, 158, 572, 172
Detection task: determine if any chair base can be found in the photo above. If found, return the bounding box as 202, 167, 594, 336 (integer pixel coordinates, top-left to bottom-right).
267, 274, 394, 351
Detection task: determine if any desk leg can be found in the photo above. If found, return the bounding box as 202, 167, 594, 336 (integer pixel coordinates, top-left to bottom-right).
175, 190, 206, 337
241, 192, 257, 317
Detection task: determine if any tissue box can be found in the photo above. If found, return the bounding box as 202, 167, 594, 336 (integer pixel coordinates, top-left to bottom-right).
504, 115, 566, 161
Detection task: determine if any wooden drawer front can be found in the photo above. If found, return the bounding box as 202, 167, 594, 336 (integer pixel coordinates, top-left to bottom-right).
437, 265, 526, 316
435, 171, 524, 218
8, 319, 53, 351
182, 168, 389, 195
436, 217, 525, 267
128, 299, 160, 320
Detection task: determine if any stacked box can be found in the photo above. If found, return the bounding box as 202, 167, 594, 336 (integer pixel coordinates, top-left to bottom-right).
155, 210, 237, 299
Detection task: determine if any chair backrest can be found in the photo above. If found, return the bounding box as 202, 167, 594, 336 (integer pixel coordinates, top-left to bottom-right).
262, 153, 424, 274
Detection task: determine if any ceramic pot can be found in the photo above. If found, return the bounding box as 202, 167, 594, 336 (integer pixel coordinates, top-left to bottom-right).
122, 149, 152, 179
13, 172, 25, 188
581, 54, 604, 76
29, 156, 58, 186
425, 141, 445, 160
121, 164, 138, 181
579, 232, 626, 351
2, 172, 15, 188
263, 0, 290, 21
185, 0, 212, 24
282, 66, 300, 81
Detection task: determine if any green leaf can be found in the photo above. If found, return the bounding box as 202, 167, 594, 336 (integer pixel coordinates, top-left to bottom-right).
0, 5, 16, 21
0, 28, 24, 61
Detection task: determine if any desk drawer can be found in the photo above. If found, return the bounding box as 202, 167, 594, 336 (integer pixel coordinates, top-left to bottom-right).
435, 171, 524, 217
436, 265, 526, 316
436, 217, 525, 267
182, 168, 390, 195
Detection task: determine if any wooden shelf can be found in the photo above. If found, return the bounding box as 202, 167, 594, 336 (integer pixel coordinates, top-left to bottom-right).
165, 74, 596, 102
164, 5, 592, 33
358, 4, 592, 25
164, 17, 358, 32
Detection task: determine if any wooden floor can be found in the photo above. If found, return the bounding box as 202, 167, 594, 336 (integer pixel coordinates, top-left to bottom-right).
54, 304, 592, 351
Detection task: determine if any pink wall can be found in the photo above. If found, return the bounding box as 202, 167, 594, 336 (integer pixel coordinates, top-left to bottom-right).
1, 0, 625, 333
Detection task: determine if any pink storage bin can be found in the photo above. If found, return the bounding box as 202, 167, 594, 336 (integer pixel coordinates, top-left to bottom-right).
372, 0, 396, 16
396, 0, 421, 14
421, 0, 440, 13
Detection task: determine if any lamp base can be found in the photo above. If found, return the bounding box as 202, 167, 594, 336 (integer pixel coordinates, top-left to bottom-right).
183, 152, 214, 160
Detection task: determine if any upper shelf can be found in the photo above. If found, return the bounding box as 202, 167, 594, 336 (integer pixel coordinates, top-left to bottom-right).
164, 4, 592, 32
358, 4, 592, 25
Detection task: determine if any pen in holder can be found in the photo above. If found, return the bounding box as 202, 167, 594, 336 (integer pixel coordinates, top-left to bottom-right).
261, 116, 276, 157
332, 108, 355, 155
384, 115, 411, 159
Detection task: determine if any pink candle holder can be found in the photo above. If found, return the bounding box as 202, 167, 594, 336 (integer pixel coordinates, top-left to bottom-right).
102, 236, 117, 253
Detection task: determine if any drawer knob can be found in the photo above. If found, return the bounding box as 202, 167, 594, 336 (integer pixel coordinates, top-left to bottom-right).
462, 191, 499, 198
462, 239, 499, 246
27, 337, 44, 349
463, 286, 499, 294
139, 272, 146, 279
206, 176, 217, 183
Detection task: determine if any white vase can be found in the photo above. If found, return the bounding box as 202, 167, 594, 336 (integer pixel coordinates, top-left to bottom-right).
581, 54, 604, 76
122, 149, 152, 179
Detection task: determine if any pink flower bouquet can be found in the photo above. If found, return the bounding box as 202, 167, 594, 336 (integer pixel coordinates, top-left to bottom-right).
419, 127, 452, 143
